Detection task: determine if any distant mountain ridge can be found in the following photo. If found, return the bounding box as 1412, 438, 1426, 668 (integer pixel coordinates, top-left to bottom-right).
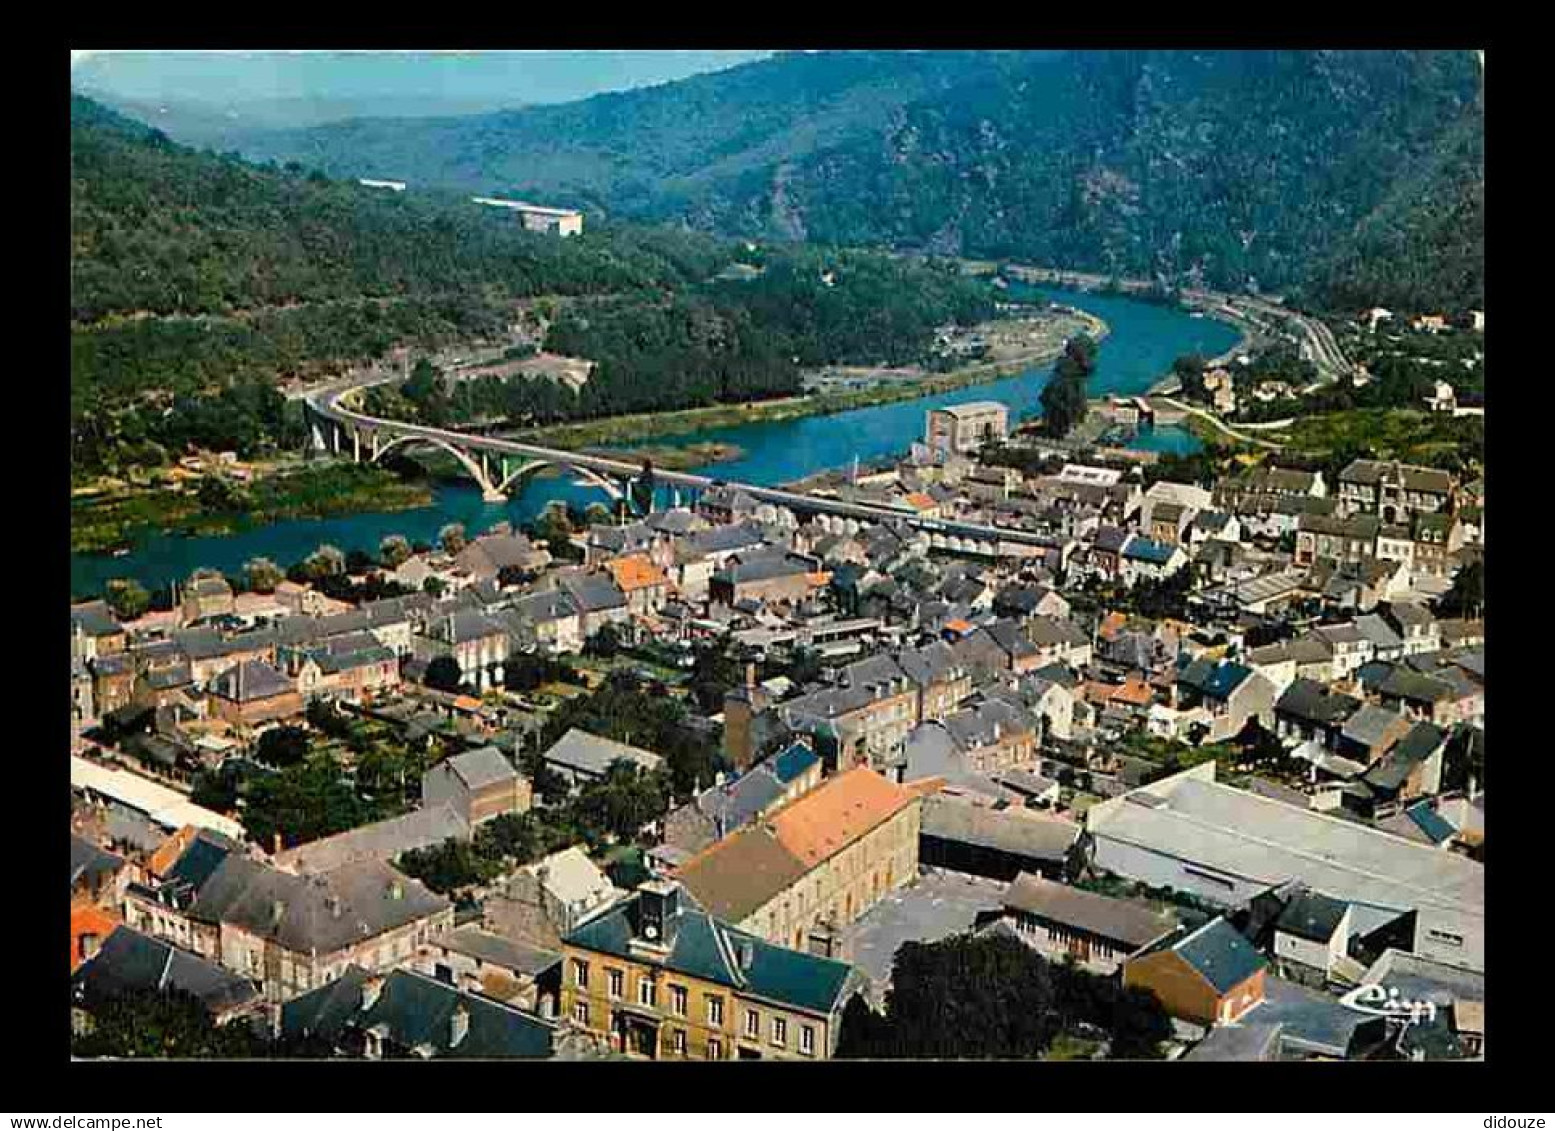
225, 49, 1483, 311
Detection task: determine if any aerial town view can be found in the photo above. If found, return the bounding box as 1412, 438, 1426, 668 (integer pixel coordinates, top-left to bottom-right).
67, 49, 1485, 1065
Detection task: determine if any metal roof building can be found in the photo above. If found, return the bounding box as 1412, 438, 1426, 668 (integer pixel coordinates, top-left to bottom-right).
1086, 763, 1484, 971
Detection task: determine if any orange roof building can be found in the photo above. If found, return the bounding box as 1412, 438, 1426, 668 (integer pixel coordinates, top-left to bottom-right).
675, 766, 922, 951
70, 902, 121, 972
769, 766, 915, 867
148, 824, 201, 879
1098, 611, 1130, 642
604, 553, 668, 594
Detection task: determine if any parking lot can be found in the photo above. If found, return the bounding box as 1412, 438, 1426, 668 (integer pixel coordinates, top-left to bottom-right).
843, 868, 1009, 1002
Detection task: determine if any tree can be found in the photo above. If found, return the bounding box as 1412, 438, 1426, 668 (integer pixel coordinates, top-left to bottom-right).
1039, 351, 1091, 438
104, 577, 150, 621
306, 698, 354, 740
423, 576, 447, 597
243, 556, 284, 593
424, 655, 465, 693
379, 534, 412, 569
573, 761, 671, 843
1435, 558, 1484, 620
255, 724, 310, 769
834, 933, 1170, 1060
345, 548, 375, 575
302, 544, 346, 580
631, 459, 657, 515
584, 624, 622, 659
584, 502, 613, 527
73, 986, 272, 1059
240, 753, 367, 850
439, 522, 467, 555
403, 359, 443, 405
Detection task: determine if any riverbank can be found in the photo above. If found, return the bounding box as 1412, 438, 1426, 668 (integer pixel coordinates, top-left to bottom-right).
502, 309, 1110, 453
71, 462, 434, 555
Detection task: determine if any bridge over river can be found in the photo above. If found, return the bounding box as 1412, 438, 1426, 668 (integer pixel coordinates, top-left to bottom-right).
305, 377, 1056, 560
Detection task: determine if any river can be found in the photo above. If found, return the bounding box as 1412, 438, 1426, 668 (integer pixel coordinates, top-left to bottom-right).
70, 287, 1238, 599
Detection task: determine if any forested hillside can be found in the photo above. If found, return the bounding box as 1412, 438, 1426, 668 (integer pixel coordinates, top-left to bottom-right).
227, 50, 1483, 310
70, 95, 992, 476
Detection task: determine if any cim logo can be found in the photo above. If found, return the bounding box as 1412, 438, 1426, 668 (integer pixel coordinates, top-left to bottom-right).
1338, 982, 1437, 1024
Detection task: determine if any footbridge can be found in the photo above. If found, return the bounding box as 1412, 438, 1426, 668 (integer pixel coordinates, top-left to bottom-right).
303, 375, 1060, 557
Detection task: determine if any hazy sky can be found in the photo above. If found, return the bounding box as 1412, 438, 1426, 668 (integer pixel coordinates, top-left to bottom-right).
70, 50, 776, 116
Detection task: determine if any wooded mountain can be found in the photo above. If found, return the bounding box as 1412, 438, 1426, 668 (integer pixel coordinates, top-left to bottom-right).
225, 50, 1484, 311
70, 94, 990, 475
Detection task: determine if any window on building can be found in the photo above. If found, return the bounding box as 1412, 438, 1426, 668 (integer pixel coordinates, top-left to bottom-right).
572, 1001, 590, 1026
672, 1028, 687, 1056
801, 1025, 815, 1056
772, 1017, 787, 1047
638, 979, 657, 1009
706, 995, 724, 1025
572, 959, 589, 988
669, 985, 688, 1016
608, 968, 623, 998
707, 1037, 723, 1060
744, 1008, 760, 1039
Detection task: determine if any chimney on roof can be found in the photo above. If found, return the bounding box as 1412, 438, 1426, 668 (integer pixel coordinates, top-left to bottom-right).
271, 899, 286, 926
737, 940, 755, 970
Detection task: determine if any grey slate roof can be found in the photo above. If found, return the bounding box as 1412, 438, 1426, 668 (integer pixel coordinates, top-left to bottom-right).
70, 835, 125, 892
920, 795, 1080, 862
1275, 678, 1362, 731
1341, 704, 1407, 750
565, 887, 857, 1018
188, 856, 450, 953
557, 572, 628, 613
1002, 873, 1176, 949
439, 746, 519, 792
437, 924, 560, 978
282, 966, 555, 1058
543, 728, 663, 778
72, 601, 122, 638
510, 587, 579, 624
208, 659, 294, 703
74, 925, 260, 1017
1161, 917, 1268, 995
1254, 975, 1381, 1059
424, 608, 507, 645
1274, 888, 1349, 944
274, 804, 472, 875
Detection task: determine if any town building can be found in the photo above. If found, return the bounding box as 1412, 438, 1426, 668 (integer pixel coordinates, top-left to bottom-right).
541, 728, 665, 791
1085, 764, 1484, 971
997, 872, 1176, 975
1122, 916, 1268, 1027
282, 966, 556, 1058
470, 196, 584, 236
559, 879, 862, 1060
1335, 460, 1454, 523
673, 766, 920, 954
421, 746, 531, 827
124, 854, 454, 1004
925, 402, 1009, 456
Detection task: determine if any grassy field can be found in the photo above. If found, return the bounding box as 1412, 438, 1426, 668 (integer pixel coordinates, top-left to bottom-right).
71, 461, 433, 555
1278, 408, 1484, 465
